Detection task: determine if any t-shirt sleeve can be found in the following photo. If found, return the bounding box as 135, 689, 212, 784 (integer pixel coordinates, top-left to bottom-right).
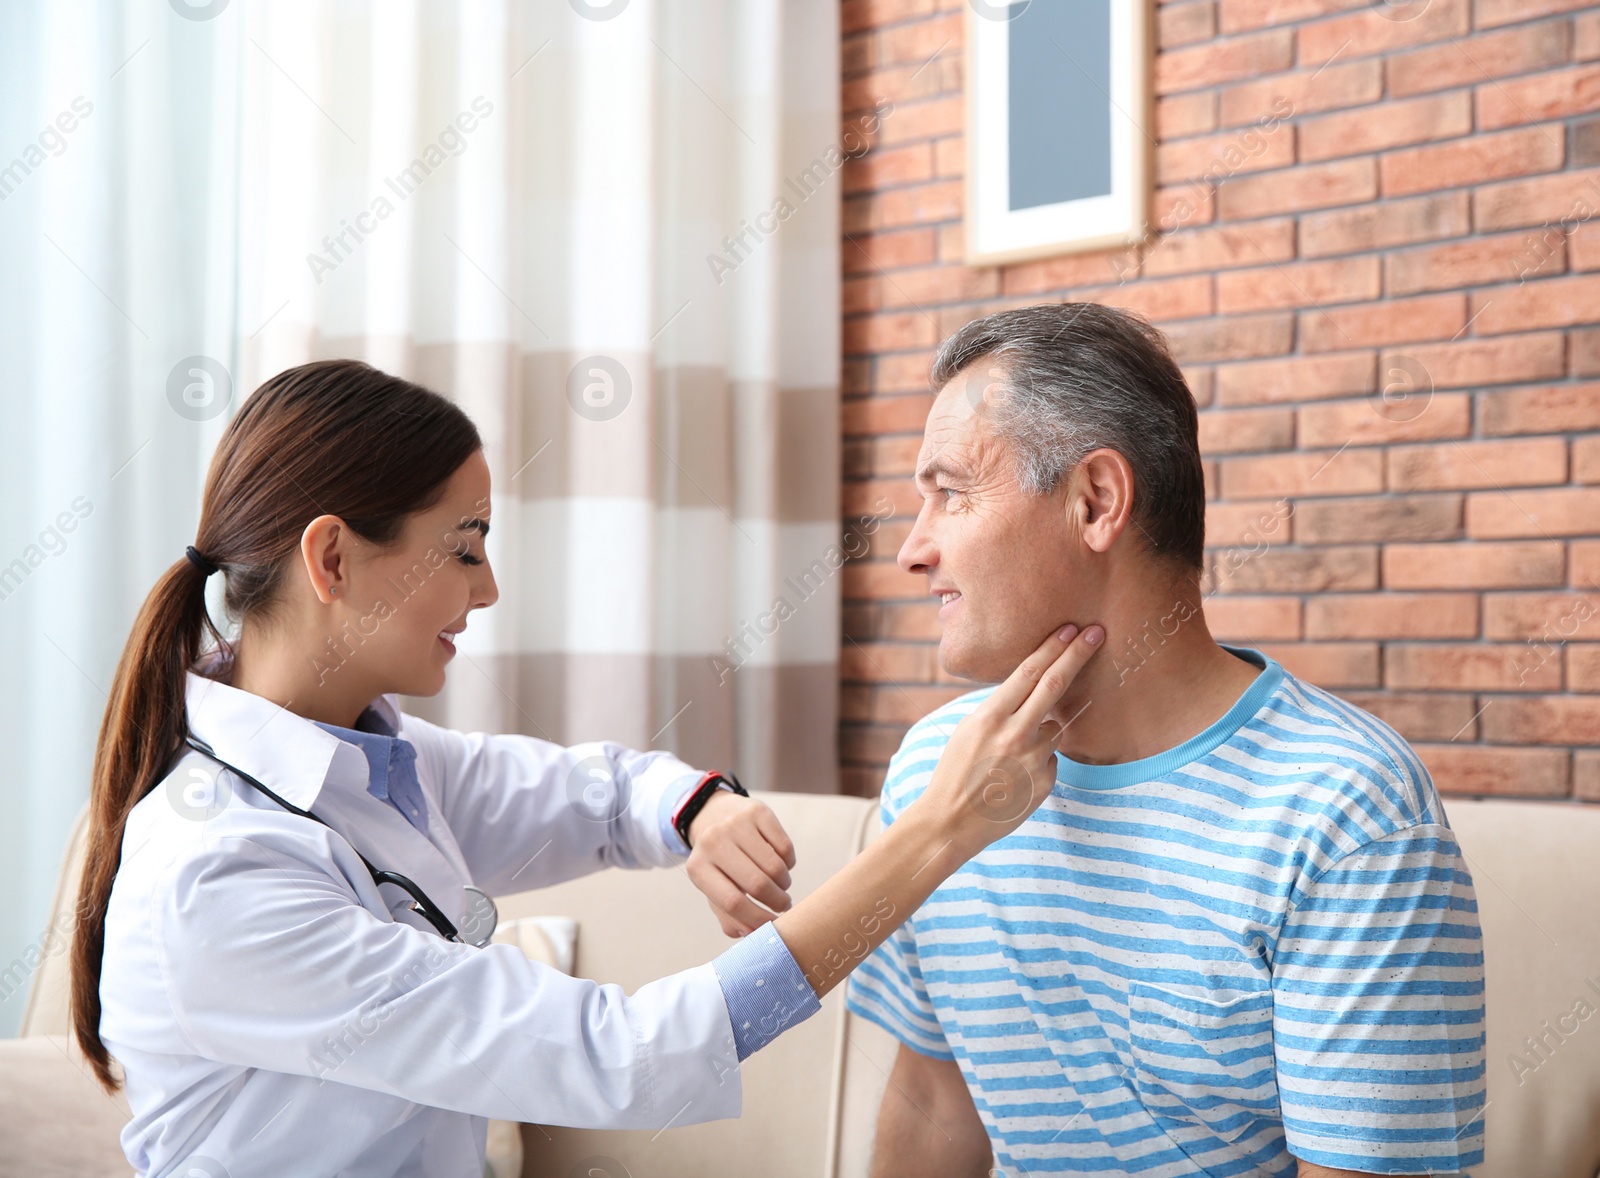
1271, 822, 1486, 1173
844, 731, 955, 1061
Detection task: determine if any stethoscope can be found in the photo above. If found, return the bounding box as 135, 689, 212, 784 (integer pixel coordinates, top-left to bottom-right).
183, 735, 499, 948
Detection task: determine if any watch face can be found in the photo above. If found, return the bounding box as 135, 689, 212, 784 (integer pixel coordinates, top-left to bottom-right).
460, 885, 498, 948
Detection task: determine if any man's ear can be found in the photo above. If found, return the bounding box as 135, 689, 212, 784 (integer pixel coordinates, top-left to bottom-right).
300, 515, 350, 604
1073, 449, 1136, 554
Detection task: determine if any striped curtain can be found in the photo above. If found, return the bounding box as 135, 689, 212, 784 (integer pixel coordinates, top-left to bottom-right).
0, 0, 839, 1034
238, 0, 844, 793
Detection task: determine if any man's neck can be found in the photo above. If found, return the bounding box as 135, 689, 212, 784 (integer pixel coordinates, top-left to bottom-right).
1046, 592, 1263, 768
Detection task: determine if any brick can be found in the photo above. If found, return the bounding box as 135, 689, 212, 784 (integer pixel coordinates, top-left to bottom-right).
1201, 594, 1303, 641
1474, 167, 1600, 233
842, 59, 955, 117
1483, 591, 1600, 640
839, 724, 915, 766
1300, 293, 1467, 353
1156, 124, 1296, 186
1255, 642, 1380, 687
842, 228, 936, 274
1219, 0, 1365, 34
1580, 750, 1600, 801
1143, 219, 1297, 279
1218, 60, 1382, 127
1306, 592, 1478, 639
1479, 695, 1600, 743
842, 557, 923, 600
1219, 158, 1377, 220
1575, 436, 1600, 483
1387, 232, 1565, 296
1209, 546, 1379, 592
1478, 65, 1600, 131
1571, 644, 1600, 691
1216, 351, 1376, 405
871, 601, 941, 641
1003, 249, 1138, 296
843, 393, 934, 436
1205, 499, 1297, 546
1300, 192, 1469, 258
1383, 541, 1566, 588
1185, 367, 1217, 409
1300, 92, 1472, 162
932, 134, 962, 179
887, 265, 1003, 310
1576, 541, 1600, 588
1217, 257, 1380, 314
856, 180, 963, 232
1385, 334, 1566, 390
876, 350, 940, 394
1159, 1, 1217, 49
1580, 12, 1600, 61
1297, 0, 1470, 64
1158, 29, 1294, 94
1221, 449, 1385, 498
1388, 643, 1559, 690
844, 143, 934, 194
1337, 692, 1482, 742
1480, 384, 1600, 435
1466, 487, 1600, 538
1154, 180, 1219, 234
845, 478, 920, 518
844, 310, 940, 354
1470, 274, 1600, 335
1387, 438, 1568, 490
1299, 394, 1471, 447
1573, 328, 1600, 376
1092, 275, 1216, 323
856, 683, 971, 726
873, 14, 961, 69
1157, 92, 1219, 140
853, 433, 922, 477
1164, 314, 1295, 365
1414, 744, 1571, 797
840, 0, 938, 37
1294, 494, 1463, 543
1198, 407, 1296, 454
1380, 125, 1564, 198
874, 95, 963, 148
1387, 20, 1571, 98
840, 641, 938, 682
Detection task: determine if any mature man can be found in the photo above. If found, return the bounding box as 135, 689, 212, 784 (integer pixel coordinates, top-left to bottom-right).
846, 303, 1485, 1178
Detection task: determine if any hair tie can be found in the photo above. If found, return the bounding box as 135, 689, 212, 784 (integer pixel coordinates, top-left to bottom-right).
185, 545, 219, 577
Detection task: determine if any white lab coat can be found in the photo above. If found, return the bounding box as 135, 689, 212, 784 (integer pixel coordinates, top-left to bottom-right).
98, 670, 742, 1178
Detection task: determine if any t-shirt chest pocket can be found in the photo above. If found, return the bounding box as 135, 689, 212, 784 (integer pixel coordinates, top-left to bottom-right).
1125, 980, 1280, 1148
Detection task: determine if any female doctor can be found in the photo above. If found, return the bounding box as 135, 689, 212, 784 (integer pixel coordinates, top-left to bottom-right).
70, 359, 1102, 1177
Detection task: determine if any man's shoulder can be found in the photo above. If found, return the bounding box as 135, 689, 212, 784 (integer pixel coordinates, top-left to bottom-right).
877, 685, 995, 820
1260, 669, 1444, 832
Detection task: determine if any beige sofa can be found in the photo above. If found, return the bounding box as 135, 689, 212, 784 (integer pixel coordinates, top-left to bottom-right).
2, 794, 1597, 1177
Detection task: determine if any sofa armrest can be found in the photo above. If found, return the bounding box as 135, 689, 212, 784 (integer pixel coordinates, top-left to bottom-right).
0, 1035, 134, 1176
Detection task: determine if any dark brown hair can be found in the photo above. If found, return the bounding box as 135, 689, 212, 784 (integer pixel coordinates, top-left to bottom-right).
931, 302, 1206, 571
71, 359, 481, 1091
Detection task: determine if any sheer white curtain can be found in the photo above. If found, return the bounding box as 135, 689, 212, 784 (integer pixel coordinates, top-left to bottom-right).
0, 0, 840, 1036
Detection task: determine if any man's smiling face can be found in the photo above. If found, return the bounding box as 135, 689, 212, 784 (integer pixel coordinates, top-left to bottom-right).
899, 361, 1084, 683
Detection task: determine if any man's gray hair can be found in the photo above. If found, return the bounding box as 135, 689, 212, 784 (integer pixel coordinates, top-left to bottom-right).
930, 302, 1206, 571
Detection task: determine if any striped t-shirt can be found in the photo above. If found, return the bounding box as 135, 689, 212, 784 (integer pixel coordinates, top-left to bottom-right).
847, 646, 1485, 1177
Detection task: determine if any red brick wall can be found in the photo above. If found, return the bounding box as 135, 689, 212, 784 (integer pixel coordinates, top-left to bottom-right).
838, 0, 1600, 801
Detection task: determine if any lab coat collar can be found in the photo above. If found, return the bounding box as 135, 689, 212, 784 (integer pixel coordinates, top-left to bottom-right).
183, 664, 404, 814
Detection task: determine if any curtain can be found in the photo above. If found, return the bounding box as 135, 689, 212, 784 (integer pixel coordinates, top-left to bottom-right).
0, 0, 840, 1037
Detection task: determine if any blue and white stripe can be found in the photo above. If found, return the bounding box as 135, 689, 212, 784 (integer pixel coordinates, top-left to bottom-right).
847, 647, 1485, 1177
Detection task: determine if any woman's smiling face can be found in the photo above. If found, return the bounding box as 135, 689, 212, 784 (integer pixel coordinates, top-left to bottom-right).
332, 449, 499, 699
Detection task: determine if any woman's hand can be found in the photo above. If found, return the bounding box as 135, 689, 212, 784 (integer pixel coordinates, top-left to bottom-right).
916, 622, 1103, 861
770, 622, 1103, 1001
685, 791, 798, 937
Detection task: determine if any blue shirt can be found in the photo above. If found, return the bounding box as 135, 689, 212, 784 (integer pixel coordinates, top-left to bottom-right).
314, 707, 429, 835
847, 647, 1485, 1177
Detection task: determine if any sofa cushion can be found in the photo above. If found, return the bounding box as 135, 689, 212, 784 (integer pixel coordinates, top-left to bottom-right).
0, 1034, 133, 1176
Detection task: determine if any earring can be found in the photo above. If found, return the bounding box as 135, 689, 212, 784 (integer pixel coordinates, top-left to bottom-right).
330, 587, 338, 595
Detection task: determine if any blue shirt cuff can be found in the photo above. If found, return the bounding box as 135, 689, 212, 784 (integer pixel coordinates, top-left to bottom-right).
711, 922, 821, 1060
657, 773, 699, 856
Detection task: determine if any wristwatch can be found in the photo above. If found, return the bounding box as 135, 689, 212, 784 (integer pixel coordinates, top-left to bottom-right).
673, 770, 748, 848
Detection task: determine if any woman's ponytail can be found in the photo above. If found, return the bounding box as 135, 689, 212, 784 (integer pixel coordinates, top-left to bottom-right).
67, 358, 480, 1093
71, 555, 220, 1090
